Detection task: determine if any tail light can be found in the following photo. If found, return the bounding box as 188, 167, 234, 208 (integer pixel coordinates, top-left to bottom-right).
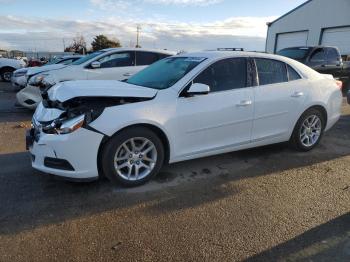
335, 80, 343, 89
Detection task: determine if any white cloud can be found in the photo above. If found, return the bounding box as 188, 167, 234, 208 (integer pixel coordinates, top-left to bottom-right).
90, 0, 223, 10
0, 15, 275, 52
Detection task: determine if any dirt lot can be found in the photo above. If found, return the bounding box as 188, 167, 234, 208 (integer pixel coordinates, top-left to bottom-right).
0, 81, 350, 262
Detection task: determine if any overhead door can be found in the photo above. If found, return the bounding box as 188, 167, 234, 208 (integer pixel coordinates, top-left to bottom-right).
321, 27, 350, 55
275, 31, 309, 52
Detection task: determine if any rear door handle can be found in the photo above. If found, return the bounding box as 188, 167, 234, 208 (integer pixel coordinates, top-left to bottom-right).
236, 100, 252, 107
123, 73, 132, 77
291, 92, 304, 98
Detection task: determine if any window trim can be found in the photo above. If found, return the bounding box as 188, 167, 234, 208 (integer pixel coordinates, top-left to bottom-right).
178, 57, 252, 97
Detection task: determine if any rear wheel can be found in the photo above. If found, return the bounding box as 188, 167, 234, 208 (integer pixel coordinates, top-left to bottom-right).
101, 127, 164, 187
290, 108, 325, 151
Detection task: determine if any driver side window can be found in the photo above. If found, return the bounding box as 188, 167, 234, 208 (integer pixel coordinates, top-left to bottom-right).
97, 52, 134, 68
193, 58, 247, 92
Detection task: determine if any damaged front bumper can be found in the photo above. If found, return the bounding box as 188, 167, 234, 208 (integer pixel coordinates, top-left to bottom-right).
27, 103, 105, 180
28, 121, 104, 180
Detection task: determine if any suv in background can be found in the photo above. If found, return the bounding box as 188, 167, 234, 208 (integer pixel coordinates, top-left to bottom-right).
277, 46, 350, 93
16, 48, 176, 109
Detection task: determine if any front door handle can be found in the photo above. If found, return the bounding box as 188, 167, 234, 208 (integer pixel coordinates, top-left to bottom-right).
123, 73, 132, 77
291, 92, 304, 98
236, 100, 252, 107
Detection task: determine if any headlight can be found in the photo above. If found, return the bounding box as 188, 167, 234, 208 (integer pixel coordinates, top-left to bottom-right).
42, 114, 85, 135
56, 114, 85, 134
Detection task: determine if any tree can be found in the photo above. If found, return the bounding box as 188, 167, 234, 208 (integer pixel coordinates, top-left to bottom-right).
64, 35, 87, 54
91, 35, 121, 51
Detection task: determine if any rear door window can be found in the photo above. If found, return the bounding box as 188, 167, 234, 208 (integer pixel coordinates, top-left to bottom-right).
255, 58, 288, 85
287, 65, 302, 81
326, 48, 340, 63
193, 58, 247, 92
135, 52, 166, 66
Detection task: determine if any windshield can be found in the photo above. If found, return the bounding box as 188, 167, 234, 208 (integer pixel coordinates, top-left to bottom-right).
126, 57, 206, 90
277, 48, 311, 60
71, 51, 105, 65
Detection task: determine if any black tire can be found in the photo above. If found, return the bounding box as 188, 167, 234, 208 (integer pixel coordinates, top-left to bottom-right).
1, 67, 15, 82
101, 126, 164, 187
290, 108, 325, 152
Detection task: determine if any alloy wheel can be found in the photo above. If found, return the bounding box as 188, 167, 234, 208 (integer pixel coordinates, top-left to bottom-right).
3, 72, 12, 82
113, 137, 157, 181
299, 115, 322, 147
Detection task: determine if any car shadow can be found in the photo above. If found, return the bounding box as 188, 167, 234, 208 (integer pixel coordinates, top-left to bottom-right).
246, 212, 350, 261
0, 115, 349, 237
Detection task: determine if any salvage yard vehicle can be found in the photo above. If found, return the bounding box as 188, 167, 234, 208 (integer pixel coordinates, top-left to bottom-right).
0, 57, 26, 82
277, 46, 350, 92
27, 51, 343, 186
11, 55, 83, 91
16, 48, 175, 109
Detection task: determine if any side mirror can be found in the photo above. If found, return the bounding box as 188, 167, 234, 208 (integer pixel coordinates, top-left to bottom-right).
187, 83, 210, 96
91, 61, 101, 69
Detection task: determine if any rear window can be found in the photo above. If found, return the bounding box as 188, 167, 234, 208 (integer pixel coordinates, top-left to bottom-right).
135, 52, 162, 66
255, 58, 288, 85
277, 48, 310, 60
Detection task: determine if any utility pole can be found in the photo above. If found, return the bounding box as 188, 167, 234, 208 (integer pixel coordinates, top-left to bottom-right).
136, 25, 141, 48
62, 38, 66, 51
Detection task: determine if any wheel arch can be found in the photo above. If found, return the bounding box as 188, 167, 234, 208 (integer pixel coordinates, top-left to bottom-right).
96, 123, 171, 178
290, 104, 328, 140
0, 66, 16, 73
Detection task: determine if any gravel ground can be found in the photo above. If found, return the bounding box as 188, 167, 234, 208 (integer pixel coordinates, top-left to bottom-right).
0, 81, 350, 262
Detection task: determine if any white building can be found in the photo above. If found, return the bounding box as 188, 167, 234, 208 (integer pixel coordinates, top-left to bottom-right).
266, 0, 350, 56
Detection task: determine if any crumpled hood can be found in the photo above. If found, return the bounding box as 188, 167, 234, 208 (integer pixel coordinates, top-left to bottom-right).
27, 64, 67, 76
47, 80, 158, 102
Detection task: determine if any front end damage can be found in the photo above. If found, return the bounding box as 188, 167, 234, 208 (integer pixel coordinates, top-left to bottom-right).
27, 80, 157, 180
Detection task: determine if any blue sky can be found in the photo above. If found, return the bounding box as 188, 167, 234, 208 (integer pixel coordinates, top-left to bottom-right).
0, 0, 307, 52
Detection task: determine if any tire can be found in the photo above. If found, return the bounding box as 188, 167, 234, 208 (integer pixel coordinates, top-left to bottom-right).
101, 126, 164, 187
1, 67, 15, 82
290, 108, 325, 152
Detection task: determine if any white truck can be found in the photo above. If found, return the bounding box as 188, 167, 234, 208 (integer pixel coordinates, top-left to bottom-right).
0, 58, 26, 82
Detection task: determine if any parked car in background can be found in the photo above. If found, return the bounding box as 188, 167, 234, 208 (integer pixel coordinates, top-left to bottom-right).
277, 46, 350, 93
27, 51, 342, 186
11, 55, 84, 91
17, 48, 175, 109
0, 57, 26, 82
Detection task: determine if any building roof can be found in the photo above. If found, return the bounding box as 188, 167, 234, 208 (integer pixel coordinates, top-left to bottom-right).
267, 0, 313, 27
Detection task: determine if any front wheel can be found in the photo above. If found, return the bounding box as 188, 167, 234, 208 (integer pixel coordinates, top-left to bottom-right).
290, 108, 325, 151
101, 127, 164, 187
1, 68, 15, 82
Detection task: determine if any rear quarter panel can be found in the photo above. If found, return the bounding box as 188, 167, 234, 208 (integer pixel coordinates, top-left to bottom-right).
302, 77, 342, 131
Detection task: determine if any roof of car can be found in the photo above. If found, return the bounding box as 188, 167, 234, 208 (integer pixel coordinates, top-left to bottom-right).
176, 51, 288, 60
101, 48, 176, 55
176, 51, 321, 79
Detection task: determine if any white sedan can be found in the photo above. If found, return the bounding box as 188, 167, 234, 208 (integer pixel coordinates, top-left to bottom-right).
16, 48, 175, 109
28, 51, 343, 186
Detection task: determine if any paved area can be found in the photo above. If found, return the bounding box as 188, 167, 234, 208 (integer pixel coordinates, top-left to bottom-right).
0, 81, 350, 261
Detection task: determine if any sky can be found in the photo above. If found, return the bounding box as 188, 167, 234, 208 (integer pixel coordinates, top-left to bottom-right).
0, 0, 307, 52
